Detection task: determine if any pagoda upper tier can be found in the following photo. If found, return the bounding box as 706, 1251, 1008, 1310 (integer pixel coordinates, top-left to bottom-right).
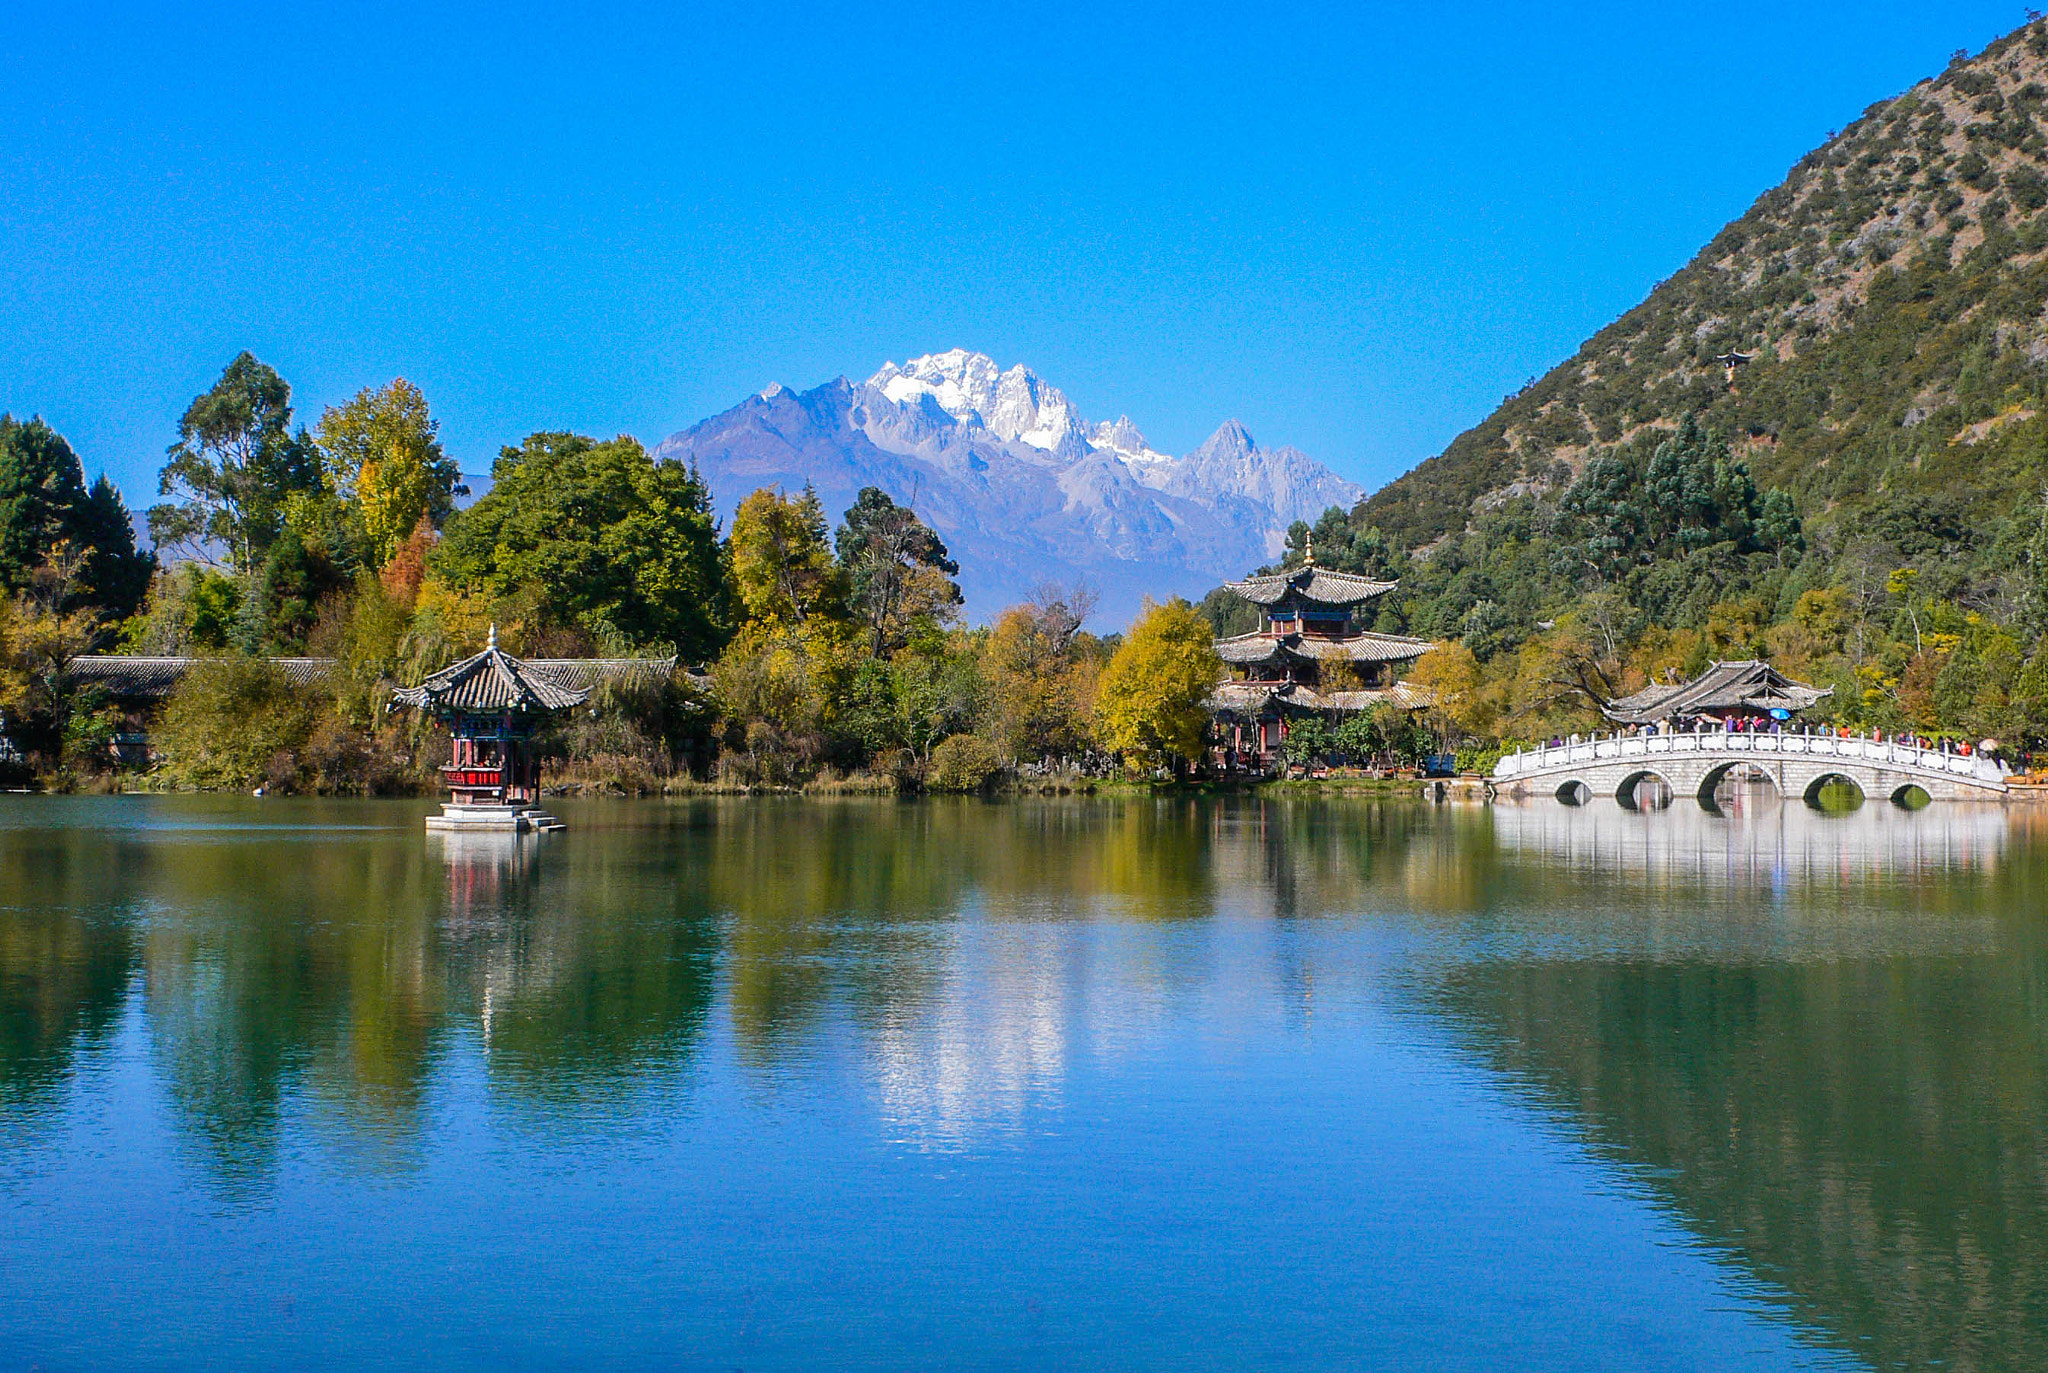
1224, 566, 1399, 610
1214, 560, 1432, 681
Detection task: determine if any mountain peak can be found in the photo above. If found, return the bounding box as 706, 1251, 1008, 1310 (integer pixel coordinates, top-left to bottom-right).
1090, 415, 1168, 463
656, 351, 1364, 621
1192, 419, 1257, 463
868, 350, 1087, 455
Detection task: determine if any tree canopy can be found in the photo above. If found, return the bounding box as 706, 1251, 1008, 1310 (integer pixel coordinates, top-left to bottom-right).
0, 415, 153, 619
313, 379, 465, 567
433, 433, 728, 659
834, 487, 961, 657
1094, 598, 1222, 771
149, 352, 322, 572
729, 485, 847, 632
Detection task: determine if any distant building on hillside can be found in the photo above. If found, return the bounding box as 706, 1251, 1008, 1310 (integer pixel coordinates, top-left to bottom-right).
1206, 557, 1434, 770
1602, 660, 1831, 728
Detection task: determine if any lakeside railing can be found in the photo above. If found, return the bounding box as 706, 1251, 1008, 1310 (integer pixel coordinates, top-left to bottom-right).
1491, 727, 2010, 786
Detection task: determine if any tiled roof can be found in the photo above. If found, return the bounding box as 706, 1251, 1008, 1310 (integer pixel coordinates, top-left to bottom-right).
1214, 631, 1433, 665
390, 640, 589, 715
521, 658, 679, 693
65, 656, 335, 699
1205, 679, 1433, 714
1603, 660, 1831, 724
1223, 566, 1398, 607
65, 653, 679, 708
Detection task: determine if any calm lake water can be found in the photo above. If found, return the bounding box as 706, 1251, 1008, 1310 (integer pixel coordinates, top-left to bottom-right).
1, 794, 2043, 1370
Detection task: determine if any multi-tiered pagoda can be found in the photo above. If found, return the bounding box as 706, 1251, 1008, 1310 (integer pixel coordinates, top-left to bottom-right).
1207, 556, 1434, 769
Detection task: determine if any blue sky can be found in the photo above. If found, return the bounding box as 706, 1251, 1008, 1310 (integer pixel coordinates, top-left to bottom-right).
0, 1, 2029, 508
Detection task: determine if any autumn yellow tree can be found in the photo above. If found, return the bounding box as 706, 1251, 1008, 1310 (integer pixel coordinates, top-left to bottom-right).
1406, 639, 1490, 740
729, 486, 848, 630
314, 380, 464, 567
714, 486, 856, 781
1094, 598, 1222, 772
981, 586, 1101, 762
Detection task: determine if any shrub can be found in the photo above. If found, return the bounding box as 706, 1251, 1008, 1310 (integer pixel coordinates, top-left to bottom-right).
154, 658, 322, 790
927, 733, 1003, 792
1280, 716, 1332, 768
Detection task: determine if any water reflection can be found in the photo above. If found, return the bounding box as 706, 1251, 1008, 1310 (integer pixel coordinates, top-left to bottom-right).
1423, 924, 2048, 1369
0, 826, 137, 1136
2, 794, 2047, 1364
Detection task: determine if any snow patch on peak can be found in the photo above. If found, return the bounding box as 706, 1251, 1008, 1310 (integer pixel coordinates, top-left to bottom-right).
1090, 415, 1170, 464
868, 349, 1090, 456
758, 382, 790, 400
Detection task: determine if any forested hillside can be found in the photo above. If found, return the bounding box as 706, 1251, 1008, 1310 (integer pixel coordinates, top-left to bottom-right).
1364, 19, 2048, 556
1237, 17, 2048, 753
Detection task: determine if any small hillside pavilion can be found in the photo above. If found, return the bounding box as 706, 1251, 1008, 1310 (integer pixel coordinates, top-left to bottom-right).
392, 628, 586, 833
1207, 558, 1434, 769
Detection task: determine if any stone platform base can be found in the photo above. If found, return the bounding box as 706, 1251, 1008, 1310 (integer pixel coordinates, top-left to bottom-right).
425, 803, 566, 834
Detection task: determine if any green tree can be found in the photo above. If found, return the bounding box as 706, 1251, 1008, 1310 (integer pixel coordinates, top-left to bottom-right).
153, 657, 322, 790
834, 487, 961, 657
0, 417, 153, 617
149, 352, 321, 572
434, 433, 729, 660
1332, 711, 1384, 763
1280, 715, 1331, 768
313, 379, 465, 567
1094, 598, 1222, 772
0, 417, 86, 594
253, 525, 341, 653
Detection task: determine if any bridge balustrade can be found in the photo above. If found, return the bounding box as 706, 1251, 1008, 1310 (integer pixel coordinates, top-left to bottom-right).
1492, 728, 2008, 788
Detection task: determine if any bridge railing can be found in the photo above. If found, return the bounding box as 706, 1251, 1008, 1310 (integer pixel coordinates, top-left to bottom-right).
1491, 728, 2009, 786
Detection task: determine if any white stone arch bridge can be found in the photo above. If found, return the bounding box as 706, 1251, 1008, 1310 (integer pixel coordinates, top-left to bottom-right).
1492, 729, 2009, 807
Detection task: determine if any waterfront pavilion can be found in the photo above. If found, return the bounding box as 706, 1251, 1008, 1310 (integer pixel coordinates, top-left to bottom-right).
1603, 660, 1832, 729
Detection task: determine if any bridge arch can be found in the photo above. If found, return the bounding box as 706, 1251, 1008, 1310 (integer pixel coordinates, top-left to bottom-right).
1697, 760, 1780, 809
1889, 782, 1932, 810
1615, 769, 1674, 810
1555, 779, 1593, 806
1800, 772, 1866, 810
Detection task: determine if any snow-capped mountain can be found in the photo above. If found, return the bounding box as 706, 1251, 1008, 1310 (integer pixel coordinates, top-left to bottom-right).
651, 350, 1364, 626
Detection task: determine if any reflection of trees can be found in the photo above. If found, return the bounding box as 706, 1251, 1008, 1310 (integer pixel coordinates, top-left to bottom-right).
139, 825, 445, 1188
703, 797, 1268, 1063
1421, 850, 2048, 1370
703, 800, 964, 1059
451, 828, 718, 1107
0, 827, 140, 1127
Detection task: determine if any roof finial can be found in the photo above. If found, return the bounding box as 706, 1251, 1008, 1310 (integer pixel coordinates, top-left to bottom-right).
487, 622, 498, 651
1303, 530, 1316, 566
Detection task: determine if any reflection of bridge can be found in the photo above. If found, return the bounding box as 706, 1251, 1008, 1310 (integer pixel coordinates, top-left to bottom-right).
1487, 795, 2016, 889
1492, 730, 2009, 805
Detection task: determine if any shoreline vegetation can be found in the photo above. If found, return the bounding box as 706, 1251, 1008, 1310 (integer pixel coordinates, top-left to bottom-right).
2, 354, 1464, 799
10, 347, 2048, 801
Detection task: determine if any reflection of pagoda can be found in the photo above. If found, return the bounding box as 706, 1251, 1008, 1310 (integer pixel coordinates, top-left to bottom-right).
392, 627, 583, 834
1207, 552, 1433, 768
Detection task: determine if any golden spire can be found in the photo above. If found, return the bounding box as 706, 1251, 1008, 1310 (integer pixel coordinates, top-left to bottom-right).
1303, 530, 1316, 566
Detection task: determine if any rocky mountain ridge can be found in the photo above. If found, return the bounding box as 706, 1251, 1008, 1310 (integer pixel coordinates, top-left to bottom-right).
653, 350, 1361, 624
